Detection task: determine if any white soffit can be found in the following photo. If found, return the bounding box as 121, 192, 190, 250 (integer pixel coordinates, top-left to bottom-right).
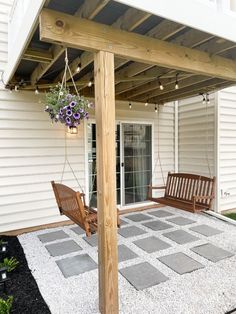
114, 0, 236, 43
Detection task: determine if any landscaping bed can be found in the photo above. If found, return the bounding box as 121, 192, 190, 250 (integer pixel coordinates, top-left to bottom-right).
0, 235, 50, 314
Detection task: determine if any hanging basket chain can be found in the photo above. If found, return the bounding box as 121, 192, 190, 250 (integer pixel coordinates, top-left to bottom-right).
59, 48, 85, 193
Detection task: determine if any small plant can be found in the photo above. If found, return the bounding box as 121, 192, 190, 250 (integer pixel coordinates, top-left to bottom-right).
0, 257, 19, 272
45, 84, 92, 127
0, 296, 13, 314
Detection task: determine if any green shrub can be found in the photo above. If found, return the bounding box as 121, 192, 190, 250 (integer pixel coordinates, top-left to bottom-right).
0, 257, 19, 272
0, 296, 13, 314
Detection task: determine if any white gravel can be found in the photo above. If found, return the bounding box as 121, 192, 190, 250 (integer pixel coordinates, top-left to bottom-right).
18, 207, 236, 314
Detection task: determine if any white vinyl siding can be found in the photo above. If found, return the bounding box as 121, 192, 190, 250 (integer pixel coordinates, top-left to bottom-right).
218, 86, 236, 211
0, 0, 13, 75
0, 91, 86, 232
178, 95, 216, 177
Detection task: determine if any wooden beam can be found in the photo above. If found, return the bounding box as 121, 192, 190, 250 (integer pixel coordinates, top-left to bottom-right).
54, 7, 151, 83
114, 29, 213, 95
94, 51, 118, 314
23, 48, 53, 63
32, 1, 109, 85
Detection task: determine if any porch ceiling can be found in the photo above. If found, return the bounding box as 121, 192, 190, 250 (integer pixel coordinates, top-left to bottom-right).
8, 0, 236, 104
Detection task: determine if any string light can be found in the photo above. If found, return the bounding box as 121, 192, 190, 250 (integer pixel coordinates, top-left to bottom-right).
35, 86, 39, 95
175, 73, 179, 90
14, 85, 19, 92
145, 100, 149, 107
129, 102, 132, 109
76, 63, 81, 73
88, 78, 93, 87
158, 77, 164, 90
9, 87, 13, 93
206, 93, 210, 104
155, 104, 158, 113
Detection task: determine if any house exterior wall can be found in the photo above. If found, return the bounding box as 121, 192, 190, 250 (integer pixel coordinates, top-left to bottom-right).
0, 93, 175, 232
218, 86, 236, 212
178, 95, 216, 178
0, 0, 13, 75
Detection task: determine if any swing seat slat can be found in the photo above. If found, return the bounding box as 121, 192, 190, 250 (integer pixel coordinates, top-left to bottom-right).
148, 172, 215, 213
51, 181, 120, 237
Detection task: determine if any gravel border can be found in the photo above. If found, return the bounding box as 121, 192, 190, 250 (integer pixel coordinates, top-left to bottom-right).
19, 207, 236, 314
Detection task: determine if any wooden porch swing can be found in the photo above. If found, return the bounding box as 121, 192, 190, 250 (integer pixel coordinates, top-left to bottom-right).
51, 50, 120, 237
147, 103, 216, 213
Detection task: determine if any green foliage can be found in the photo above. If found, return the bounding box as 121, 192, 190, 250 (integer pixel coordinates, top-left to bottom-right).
0, 257, 19, 272
0, 296, 13, 314
224, 212, 236, 221
44, 84, 91, 126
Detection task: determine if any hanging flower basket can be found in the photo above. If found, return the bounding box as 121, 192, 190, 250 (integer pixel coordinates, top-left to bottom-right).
45, 84, 90, 127
44, 49, 93, 130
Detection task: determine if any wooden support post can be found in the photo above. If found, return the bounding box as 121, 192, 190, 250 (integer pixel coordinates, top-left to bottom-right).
94, 51, 119, 314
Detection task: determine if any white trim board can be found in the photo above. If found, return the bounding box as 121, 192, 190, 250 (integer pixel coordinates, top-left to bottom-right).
114, 0, 236, 43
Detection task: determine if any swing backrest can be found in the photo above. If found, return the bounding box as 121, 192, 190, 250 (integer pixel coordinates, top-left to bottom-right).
51, 181, 90, 232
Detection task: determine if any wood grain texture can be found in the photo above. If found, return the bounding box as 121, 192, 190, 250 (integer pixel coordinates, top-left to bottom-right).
40, 9, 236, 82
94, 51, 119, 314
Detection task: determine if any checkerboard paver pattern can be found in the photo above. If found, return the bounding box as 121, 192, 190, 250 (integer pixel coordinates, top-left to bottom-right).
38, 210, 234, 287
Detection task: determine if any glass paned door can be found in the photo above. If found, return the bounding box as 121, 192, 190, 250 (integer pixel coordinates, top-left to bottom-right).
87, 123, 121, 207
87, 122, 152, 207
122, 123, 152, 205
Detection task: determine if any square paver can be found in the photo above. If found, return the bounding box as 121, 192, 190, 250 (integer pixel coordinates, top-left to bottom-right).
167, 216, 196, 226
119, 262, 168, 290
56, 254, 97, 278
134, 236, 171, 253
83, 234, 98, 247
38, 230, 69, 243
120, 219, 129, 226
71, 226, 84, 235
118, 244, 138, 262
158, 252, 204, 274
191, 243, 233, 262
148, 210, 174, 218
190, 224, 222, 237
45, 240, 82, 257
143, 220, 172, 231
118, 226, 147, 238
126, 213, 153, 222
163, 230, 199, 244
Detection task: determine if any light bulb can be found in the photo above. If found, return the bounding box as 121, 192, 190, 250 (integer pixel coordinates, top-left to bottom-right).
15, 85, 19, 92
145, 101, 148, 107
129, 102, 132, 109
35, 86, 39, 95
88, 79, 92, 87
76, 63, 81, 73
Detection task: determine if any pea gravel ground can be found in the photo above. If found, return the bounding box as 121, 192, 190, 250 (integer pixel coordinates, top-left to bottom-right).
19, 207, 236, 314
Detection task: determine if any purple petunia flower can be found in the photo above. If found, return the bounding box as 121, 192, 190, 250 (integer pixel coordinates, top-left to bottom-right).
70, 101, 77, 107
66, 109, 72, 116
65, 116, 71, 125
74, 121, 80, 126
73, 112, 80, 119
79, 108, 84, 113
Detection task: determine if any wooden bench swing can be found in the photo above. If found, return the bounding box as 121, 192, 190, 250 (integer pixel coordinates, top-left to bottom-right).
147, 104, 216, 213
148, 172, 215, 213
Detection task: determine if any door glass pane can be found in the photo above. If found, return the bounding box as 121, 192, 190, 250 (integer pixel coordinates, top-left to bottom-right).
87, 123, 120, 207
123, 124, 152, 205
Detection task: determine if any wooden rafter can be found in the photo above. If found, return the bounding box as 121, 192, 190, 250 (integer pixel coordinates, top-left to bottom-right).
148, 78, 229, 103
31, 0, 110, 85
23, 48, 53, 63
